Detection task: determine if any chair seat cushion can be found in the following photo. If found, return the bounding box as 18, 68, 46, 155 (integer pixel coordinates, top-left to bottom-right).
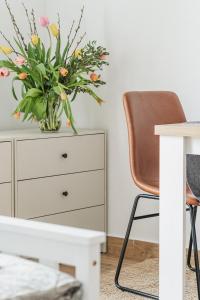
0, 253, 82, 300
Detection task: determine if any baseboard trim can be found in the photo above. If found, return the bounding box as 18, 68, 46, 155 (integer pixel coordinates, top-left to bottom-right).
107, 236, 200, 265
107, 236, 159, 262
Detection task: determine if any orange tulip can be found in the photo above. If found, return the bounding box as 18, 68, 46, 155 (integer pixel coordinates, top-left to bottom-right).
90, 72, 100, 82
59, 67, 68, 77
14, 112, 20, 120
66, 119, 71, 128
18, 72, 28, 80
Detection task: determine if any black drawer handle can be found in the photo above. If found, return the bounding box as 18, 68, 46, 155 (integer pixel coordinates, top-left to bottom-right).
62, 153, 68, 159
62, 191, 69, 197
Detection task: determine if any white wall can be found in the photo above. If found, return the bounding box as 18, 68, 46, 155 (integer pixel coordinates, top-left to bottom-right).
101, 0, 200, 243
1, 0, 200, 244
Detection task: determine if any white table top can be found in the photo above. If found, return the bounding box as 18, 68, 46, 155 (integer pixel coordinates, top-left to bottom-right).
155, 122, 200, 137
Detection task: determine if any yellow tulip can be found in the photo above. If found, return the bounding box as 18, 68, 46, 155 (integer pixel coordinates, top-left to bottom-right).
74, 49, 82, 59
49, 23, 59, 38
0, 46, 13, 55
31, 35, 40, 46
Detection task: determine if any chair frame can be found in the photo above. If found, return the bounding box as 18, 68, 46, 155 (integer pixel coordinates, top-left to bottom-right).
115, 194, 199, 299
187, 205, 200, 299
0, 216, 105, 300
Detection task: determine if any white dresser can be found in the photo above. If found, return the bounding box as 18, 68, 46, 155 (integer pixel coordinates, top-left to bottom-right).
0, 139, 12, 217
0, 129, 106, 234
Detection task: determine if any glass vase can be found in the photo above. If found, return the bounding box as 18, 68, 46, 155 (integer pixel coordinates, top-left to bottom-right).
39, 101, 61, 132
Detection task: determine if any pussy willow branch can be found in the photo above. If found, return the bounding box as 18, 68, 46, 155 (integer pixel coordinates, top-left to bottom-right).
5, 0, 27, 51
57, 13, 61, 39
0, 29, 19, 55
2, 50, 14, 63
22, 3, 33, 35
67, 20, 75, 44
73, 32, 86, 53
31, 9, 38, 35
68, 6, 84, 51
57, 13, 60, 30
66, 32, 86, 63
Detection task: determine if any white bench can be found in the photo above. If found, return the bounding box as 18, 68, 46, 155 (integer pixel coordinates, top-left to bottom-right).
0, 216, 105, 300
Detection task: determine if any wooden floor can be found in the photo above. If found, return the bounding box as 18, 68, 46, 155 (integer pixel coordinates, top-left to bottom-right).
101, 253, 122, 274
60, 253, 119, 277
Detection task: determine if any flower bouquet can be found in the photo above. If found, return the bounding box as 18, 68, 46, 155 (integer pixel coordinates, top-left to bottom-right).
0, 1, 109, 133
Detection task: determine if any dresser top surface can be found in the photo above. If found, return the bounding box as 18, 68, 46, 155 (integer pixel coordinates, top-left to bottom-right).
0, 128, 104, 140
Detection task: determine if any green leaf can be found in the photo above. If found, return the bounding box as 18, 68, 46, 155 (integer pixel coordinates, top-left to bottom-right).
23, 80, 34, 90
36, 63, 46, 77
63, 100, 69, 118
28, 43, 36, 60
23, 97, 33, 121
26, 88, 42, 98
23, 68, 43, 88
21, 85, 26, 98
41, 43, 46, 62
66, 100, 77, 134
83, 87, 104, 105
71, 87, 79, 102
14, 38, 27, 58
55, 36, 61, 66
53, 86, 62, 95
48, 64, 59, 81
11, 77, 20, 101
46, 47, 51, 64
32, 98, 46, 120
16, 97, 30, 113
61, 42, 69, 64
0, 60, 19, 72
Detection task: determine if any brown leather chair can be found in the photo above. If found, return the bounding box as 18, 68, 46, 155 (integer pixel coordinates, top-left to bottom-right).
115, 91, 200, 299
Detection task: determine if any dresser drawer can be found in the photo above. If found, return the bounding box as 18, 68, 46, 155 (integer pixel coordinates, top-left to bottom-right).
0, 142, 11, 183
16, 134, 105, 180
33, 205, 105, 232
16, 170, 104, 218
0, 183, 12, 216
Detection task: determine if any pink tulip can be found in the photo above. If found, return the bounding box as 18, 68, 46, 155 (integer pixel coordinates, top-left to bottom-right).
39, 16, 50, 27
15, 56, 26, 66
99, 54, 107, 60
0, 68, 10, 77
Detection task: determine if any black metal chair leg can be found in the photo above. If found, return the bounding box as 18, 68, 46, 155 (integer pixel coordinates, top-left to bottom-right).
115, 194, 159, 300
187, 206, 198, 272
189, 205, 200, 299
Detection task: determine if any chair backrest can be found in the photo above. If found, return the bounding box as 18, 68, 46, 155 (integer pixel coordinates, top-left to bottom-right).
187, 154, 200, 201
123, 91, 186, 190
